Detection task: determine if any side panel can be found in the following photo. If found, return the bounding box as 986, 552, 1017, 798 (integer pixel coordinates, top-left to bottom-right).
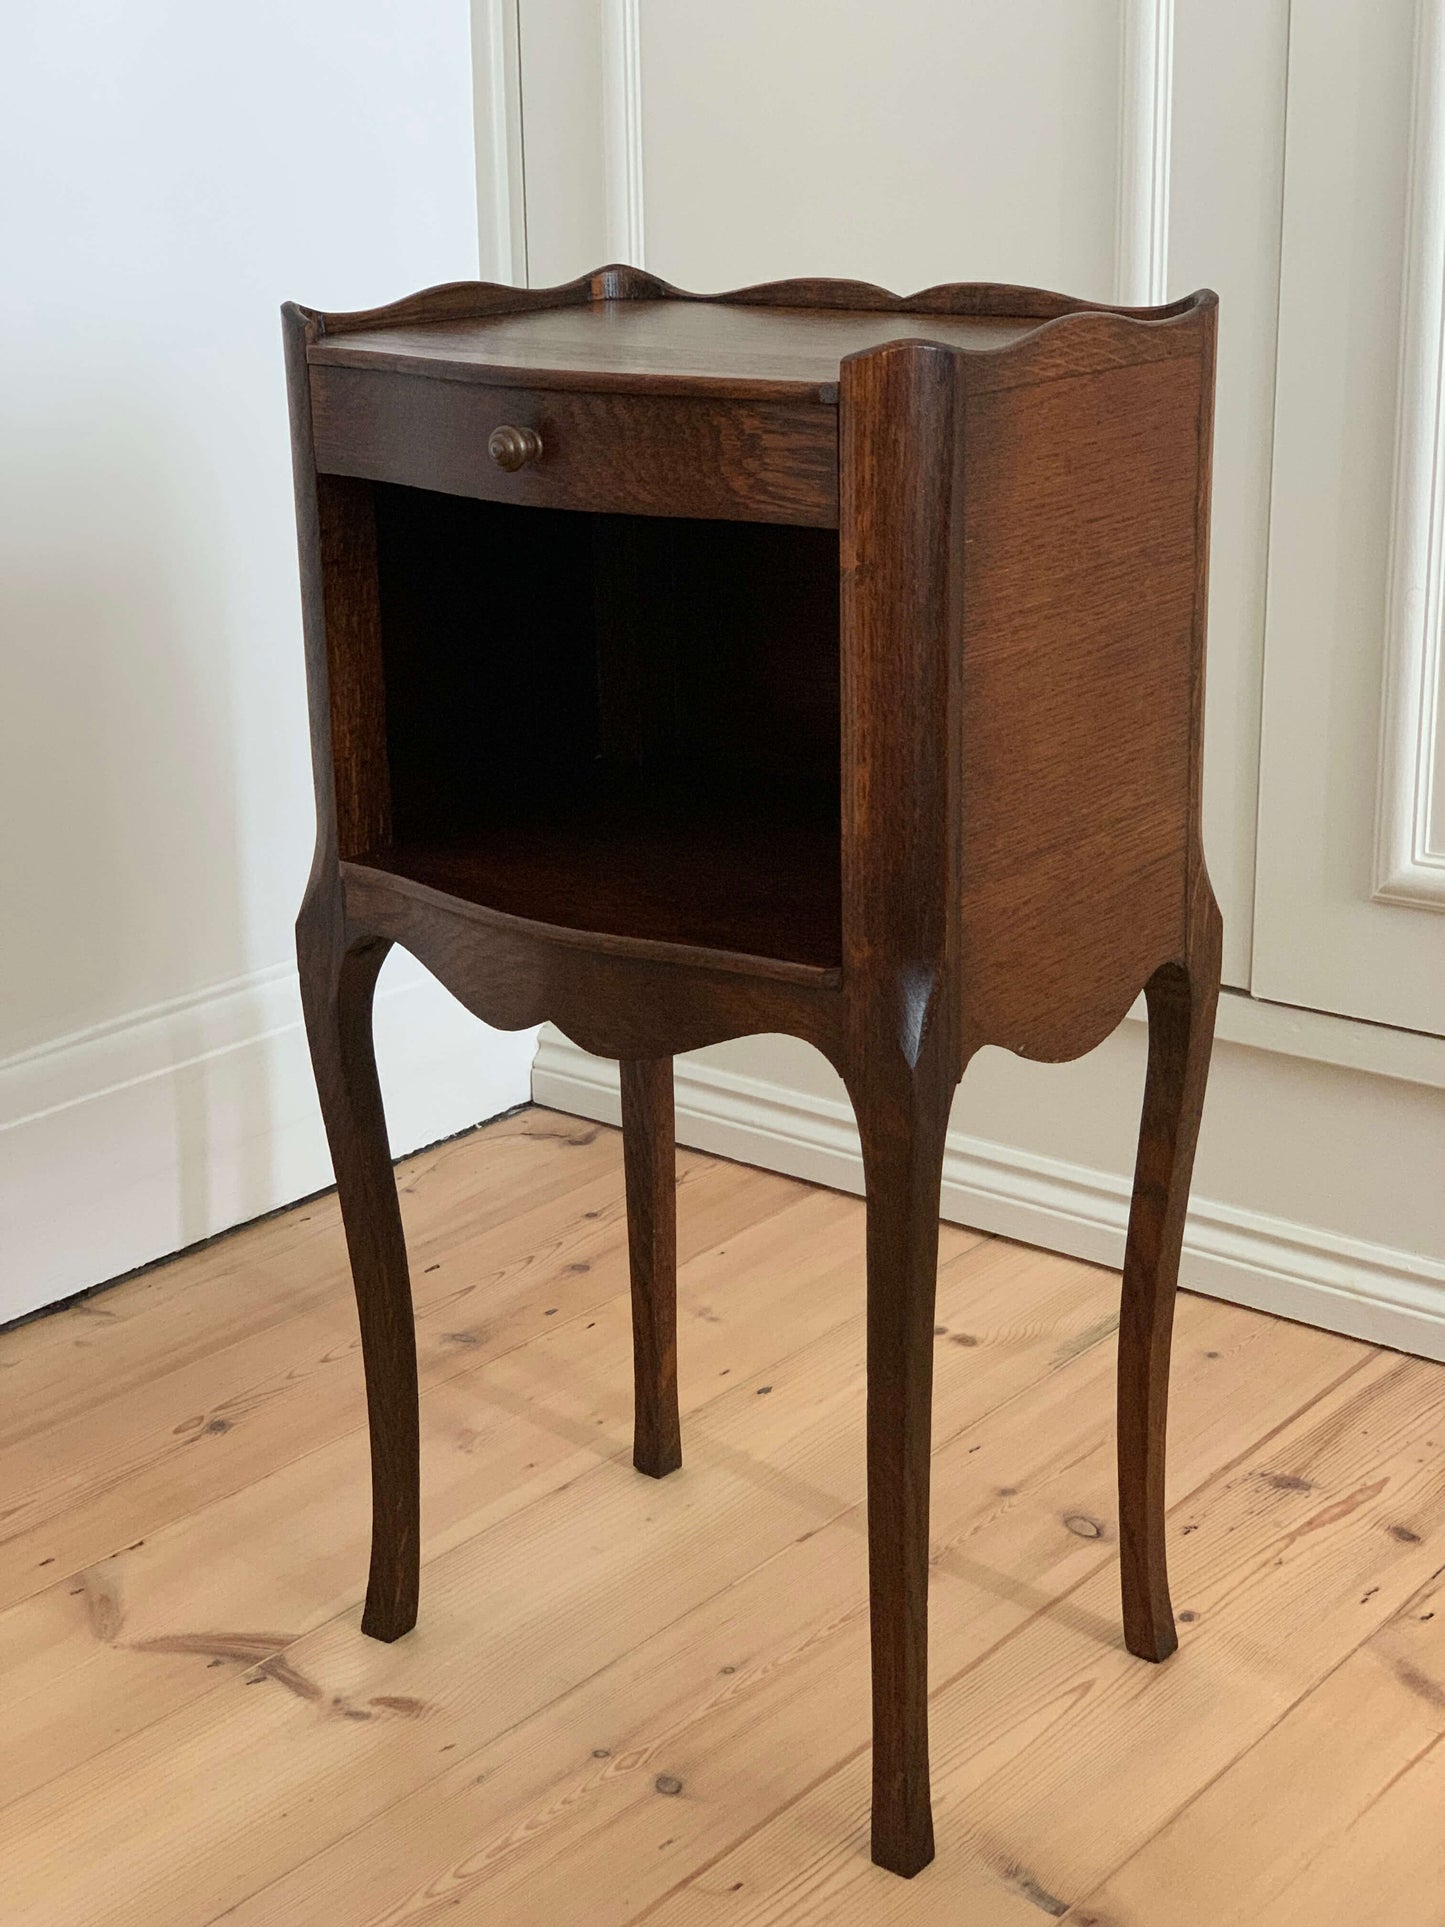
957, 322, 1211, 1060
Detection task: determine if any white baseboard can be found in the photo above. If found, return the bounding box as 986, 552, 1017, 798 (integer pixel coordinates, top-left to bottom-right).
0, 957, 536, 1327
533, 1031, 1445, 1363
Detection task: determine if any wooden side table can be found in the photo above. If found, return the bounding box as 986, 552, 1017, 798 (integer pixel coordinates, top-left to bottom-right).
283, 267, 1220, 1878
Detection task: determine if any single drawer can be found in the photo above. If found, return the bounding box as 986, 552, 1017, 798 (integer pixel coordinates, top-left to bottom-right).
308, 365, 839, 527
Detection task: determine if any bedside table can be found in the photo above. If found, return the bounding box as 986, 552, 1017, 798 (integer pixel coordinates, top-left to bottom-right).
283, 265, 1220, 1877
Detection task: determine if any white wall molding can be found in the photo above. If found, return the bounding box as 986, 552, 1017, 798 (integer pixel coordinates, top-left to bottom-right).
1114, 0, 1174, 304
1375, 0, 1445, 910
602, 0, 646, 266
1126, 983, 1445, 1089
472, 0, 528, 283
534, 1025, 1445, 1363
0, 963, 535, 1327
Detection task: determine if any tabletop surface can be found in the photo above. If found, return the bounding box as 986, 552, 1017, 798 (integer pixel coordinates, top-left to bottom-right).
306, 298, 1045, 398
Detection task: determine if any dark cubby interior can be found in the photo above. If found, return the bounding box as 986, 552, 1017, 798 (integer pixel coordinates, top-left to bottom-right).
360, 484, 843, 970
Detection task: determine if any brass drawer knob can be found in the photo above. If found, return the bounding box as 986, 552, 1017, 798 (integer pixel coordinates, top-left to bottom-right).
488, 424, 543, 471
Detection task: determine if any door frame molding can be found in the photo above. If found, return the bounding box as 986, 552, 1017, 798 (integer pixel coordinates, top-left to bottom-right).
1115, 0, 1175, 304
603, 0, 646, 266
1375, 0, 1445, 911
472, 0, 528, 283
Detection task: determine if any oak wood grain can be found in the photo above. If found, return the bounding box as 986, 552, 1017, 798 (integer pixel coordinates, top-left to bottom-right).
838, 337, 966, 1875
306, 300, 1037, 400
311, 367, 841, 526
295, 918, 418, 1643
955, 328, 1209, 1064
1118, 883, 1224, 1663
620, 1058, 681, 1478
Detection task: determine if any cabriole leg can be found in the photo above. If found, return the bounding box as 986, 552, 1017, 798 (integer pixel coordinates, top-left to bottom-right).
1117, 894, 1223, 1661
299, 911, 419, 1642
852, 1051, 953, 1878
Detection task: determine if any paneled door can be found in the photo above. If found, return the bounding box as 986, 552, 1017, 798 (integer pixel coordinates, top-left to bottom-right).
495, 0, 1290, 998
1253, 0, 1445, 1035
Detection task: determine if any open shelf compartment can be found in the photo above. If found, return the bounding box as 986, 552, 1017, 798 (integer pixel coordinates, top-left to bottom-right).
351, 484, 843, 973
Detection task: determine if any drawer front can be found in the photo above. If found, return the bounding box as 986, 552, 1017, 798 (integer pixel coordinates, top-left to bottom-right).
309, 366, 838, 527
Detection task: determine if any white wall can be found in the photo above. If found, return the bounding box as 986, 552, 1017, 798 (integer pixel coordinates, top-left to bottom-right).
0, 3, 534, 1324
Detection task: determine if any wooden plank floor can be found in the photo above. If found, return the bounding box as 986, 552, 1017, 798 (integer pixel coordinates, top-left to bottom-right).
2, 1104, 1442, 1925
